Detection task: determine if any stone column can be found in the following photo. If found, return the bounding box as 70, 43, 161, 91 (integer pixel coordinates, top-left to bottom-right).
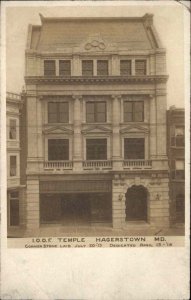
73, 95, 82, 171
112, 95, 122, 170
149, 95, 157, 159
26, 178, 40, 231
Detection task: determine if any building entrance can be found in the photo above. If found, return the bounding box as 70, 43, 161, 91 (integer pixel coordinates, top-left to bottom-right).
40, 193, 112, 225
125, 185, 148, 221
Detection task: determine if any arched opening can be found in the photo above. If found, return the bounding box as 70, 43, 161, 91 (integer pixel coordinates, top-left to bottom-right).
125, 185, 148, 221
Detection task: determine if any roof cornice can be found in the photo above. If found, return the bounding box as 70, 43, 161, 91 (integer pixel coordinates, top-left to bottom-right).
25, 75, 168, 85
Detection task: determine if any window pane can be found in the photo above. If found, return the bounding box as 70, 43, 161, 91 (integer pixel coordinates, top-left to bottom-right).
96, 102, 106, 122
9, 119, 16, 139
86, 139, 107, 160
86, 102, 95, 122
48, 139, 69, 160
82, 60, 93, 76
10, 156, 16, 176
59, 103, 69, 122
124, 102, 133, 122
44, 60, 56, 76
124, 138, 145, 159
97, 60, 108, 76
134, 102, 144, 122
135, 60, 146, 75
120, 60, 131, 75
59, 60, 71, 76
10, 198, 19, 226
97, 102, 106, 113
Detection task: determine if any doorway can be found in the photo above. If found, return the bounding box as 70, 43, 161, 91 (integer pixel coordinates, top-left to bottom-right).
125, 185, 148, 221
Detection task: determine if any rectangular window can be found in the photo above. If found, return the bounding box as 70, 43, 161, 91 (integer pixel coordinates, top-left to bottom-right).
135, 60, 147, 75
9, 191, 19, 226
86, 102, 106, 123
86, 139, 107, 160
9, 119, 16, 140
10, 156, 16, 176
59, 60, 71, 76
97, 60, 108, 76
82, 60, 93, 76
175, 160, 185, 179
48, 139, 69, 161
124, 101, 144, 122
48, 102, 69, 123
120, 60, 131, 75
124, 138, 145, 159
44, 60, 56, 76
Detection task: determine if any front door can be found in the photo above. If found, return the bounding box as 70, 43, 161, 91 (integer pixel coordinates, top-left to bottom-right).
125, 186, 147, 221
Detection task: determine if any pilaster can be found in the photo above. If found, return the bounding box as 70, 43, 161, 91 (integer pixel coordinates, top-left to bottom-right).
73, 95, 83, 171
112, 95, 122, 170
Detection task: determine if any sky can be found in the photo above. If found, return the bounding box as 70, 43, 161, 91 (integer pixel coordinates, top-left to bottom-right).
4, 1, 189, 108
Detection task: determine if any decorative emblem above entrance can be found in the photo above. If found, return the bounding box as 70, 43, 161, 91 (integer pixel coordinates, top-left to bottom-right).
85, 40, 106, 51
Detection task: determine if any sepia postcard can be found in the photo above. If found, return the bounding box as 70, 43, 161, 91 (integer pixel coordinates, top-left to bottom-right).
1, 1, 190, 299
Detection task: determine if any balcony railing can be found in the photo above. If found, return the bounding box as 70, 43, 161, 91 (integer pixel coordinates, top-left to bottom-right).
83, 160, 112, 170
123, 160, 152, 169
44, 161, 73, 170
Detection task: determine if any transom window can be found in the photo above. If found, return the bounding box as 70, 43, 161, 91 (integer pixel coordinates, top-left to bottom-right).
124, 138, 145, 159
97, 60, 108, 76
10, 156, 17, 177
135, 60, 147, 75
44, 60, 56, 76
48, 102, 69, 123
59, 60, 71, 76
120, 60, 131, 75
86, 139, 107, 160
82, 60, 93, 76
124, 101, 144, 122
48, 139, 69, 161
86, 101, 106, 123
9, 119, 16, 140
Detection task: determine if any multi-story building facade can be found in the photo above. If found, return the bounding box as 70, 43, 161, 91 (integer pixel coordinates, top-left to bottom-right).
167, 106, 185, 224
24, 13, 170, 232
6, 92, 25, 230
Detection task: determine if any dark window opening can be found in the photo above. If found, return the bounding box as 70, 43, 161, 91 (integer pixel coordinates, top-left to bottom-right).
86, 139, 107, 160
124, 101, 144, 122
135, 60, 146, 75
48, 102, 69, 123
97, 60, 108, 76
124, 138, 145, 159
9, 191, 19, 226
82, 60, 93, 76
9, 119, 16, 139
59, 60, 71, 76
86, 101, 106, 123
120, 60, 131, 75
44, 60, 56, 76
10, 156, 16, 176
48, 139, 69, 161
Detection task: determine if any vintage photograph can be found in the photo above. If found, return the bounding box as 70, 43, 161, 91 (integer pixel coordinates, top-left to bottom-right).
5, 3, 186, 241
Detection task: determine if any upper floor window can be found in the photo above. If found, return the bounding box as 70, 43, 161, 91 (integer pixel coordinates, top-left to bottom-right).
48, 139, 69, 160
124, 138, 145, 159
135, 60, 147, 75
124, 101, 144, 122
120, 60, 131, 76
44, 60, 56, 76
86, 101, 106, 123
10, 156, 17, 177
48, 102, 69, 123
59, 60, 71, 76
171, 126, 184, 147
97, 60, 108, 76
171, 160, 185, 179
9, 119, 16, 140
82, 60, 93, 76
86, 139, 107, 160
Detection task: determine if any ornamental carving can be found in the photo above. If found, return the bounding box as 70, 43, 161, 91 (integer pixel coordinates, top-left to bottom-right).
85, 40, 106, 51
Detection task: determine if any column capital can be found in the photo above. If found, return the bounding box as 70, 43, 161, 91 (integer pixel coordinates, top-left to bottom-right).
111, 94, 122, 100
72, 95, 82, 101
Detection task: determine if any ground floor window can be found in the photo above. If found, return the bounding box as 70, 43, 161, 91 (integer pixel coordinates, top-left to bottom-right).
125, 185, 148, 221
40, 192, 112, 225
86, 139, 107, 160
124, 138, 145, 159
9, 191, 19, 226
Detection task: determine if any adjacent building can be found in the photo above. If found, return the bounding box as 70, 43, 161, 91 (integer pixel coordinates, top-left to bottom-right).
6, 92, 25, 230
167, 106, 185, 224
23, 13, 170, 232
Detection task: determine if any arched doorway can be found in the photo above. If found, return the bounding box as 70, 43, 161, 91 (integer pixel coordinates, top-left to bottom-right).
125, 185, 148, 221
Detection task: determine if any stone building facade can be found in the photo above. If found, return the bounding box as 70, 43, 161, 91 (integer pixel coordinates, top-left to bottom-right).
6, 92, 25, 230
24, 14, 170, 232
167, 107, 185, 224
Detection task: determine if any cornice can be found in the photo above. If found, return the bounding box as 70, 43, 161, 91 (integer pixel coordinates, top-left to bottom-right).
25, 75, 168, 85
